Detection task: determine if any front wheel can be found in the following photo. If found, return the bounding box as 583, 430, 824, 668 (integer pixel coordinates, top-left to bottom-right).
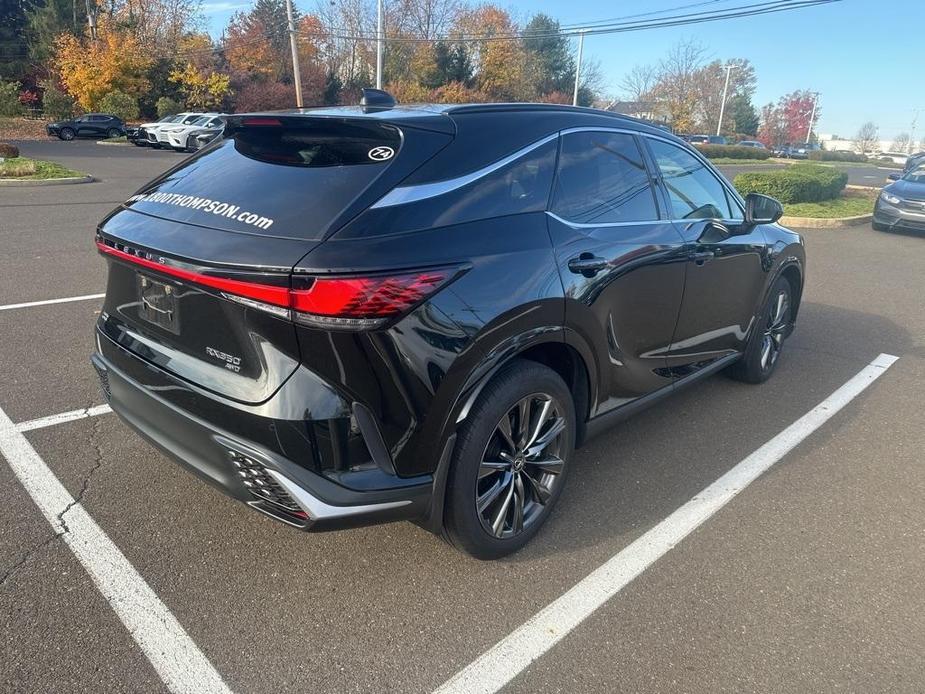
106, 128, 121, 138
444, 360, 575, 559
726, 276, 792, 384
59, 127, 75, 141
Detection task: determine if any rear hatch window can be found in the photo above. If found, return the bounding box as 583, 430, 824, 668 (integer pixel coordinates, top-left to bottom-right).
125, 118, 404, 240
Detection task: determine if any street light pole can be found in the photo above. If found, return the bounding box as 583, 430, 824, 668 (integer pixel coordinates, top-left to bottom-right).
805, 92, 819, 143
376, 0, 384, 89
285, 0, 303, 108
716, 64, 735, 137
572, 31, 585, 107
910, 108, 921, 155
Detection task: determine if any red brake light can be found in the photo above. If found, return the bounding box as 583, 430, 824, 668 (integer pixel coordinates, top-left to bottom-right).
291, 272, 450, 317
240, 117, 282, 127
97, 239, 459, 329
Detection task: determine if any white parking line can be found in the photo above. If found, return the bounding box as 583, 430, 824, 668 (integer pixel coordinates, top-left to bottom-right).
15, 404, 112, 432
0, 404, 232, 694
434, 353, 899, 694
0, 293, 104, 312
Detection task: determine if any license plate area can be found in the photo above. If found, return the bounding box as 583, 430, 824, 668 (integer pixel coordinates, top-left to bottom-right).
138, 275, 179, 333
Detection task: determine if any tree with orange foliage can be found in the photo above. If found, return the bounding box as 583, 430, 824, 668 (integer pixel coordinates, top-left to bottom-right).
53, 21, 153, 111
455, 5, 529, 101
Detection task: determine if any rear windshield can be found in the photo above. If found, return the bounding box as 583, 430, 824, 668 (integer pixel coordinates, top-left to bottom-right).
124, 120, 402, 240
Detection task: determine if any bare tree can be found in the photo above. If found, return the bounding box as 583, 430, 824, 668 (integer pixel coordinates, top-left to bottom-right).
890, 132, 911, 153
650, 39, 707, 132
619, 63, 657, 101
855, 121, 878, 154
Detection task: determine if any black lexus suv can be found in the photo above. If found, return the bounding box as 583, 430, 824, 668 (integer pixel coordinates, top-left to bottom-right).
92, 92, 805, 559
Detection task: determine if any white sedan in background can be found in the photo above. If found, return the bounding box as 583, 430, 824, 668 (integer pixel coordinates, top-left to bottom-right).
162, 114, 225, 152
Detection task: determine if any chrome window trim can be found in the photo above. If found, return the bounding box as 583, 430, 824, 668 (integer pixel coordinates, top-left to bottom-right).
546, 211, 663, 230
370, 132, 559, 209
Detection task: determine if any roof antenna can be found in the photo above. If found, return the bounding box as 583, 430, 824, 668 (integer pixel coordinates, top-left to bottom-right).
361, 88, 396, 112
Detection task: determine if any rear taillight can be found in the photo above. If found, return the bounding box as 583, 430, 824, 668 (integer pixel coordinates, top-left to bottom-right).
96, 239, 460, 330
290, 272, 453, 329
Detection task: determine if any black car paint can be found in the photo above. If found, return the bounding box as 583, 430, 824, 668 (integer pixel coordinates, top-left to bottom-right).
92, 104, 805, 533
47, 113, 125, 139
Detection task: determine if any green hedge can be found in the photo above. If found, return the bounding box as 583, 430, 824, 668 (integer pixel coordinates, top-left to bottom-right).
733, 164, 848, 204
695, 143, 771, 160
807, 150, 868, 163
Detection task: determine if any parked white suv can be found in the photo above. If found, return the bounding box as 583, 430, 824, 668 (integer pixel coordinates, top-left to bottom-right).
163, 114, 225, 152
148, 113, 204, 148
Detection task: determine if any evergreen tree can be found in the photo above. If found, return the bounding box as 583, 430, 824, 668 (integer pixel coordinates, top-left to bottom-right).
730, 94, 760, 135
522, 13, 574, 95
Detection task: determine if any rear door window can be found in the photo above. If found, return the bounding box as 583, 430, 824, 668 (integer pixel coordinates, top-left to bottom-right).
552, 131, 659, 224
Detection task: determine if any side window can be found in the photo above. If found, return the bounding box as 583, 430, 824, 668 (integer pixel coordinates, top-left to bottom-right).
90, 115, 106, 122
552, 131, 659, 224
648, 139, 739, 220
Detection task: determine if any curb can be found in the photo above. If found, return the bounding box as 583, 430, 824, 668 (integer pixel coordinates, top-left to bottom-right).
780, 213, 872, 229
96, 140, 131, 146
0, 175, 94, 187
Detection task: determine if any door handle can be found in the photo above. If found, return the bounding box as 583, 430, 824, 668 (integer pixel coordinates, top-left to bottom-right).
689, 250, 715, 265
568, 255, 608, 276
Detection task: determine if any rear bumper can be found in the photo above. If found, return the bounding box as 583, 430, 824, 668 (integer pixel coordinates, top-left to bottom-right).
91, 334, 437, 532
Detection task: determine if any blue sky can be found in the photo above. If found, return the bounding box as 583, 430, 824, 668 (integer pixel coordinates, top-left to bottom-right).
202, 0, 923, 140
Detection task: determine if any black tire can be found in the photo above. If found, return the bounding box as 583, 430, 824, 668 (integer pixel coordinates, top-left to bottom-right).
59, 127, 75, 141
726, 276, 792, 384
444, 360, 575, 560
107, 128, 121, 138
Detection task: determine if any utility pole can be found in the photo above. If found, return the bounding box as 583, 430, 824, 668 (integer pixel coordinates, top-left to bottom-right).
805, 92, 819, 143
376, 0, 384, 89
716, 64, 736, 137
285, 0, 303, 108
572, 31, 585, 107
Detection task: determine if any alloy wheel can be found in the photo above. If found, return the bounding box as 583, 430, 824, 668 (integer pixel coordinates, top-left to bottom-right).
476, 393, 567, 539
760, 289, 790, 371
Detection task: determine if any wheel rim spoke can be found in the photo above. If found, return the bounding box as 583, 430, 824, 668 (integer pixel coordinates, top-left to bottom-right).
524, 397, 552, 450
478, 460, 508, 479
525, 455, 565, 475
490, 475, 516, 536
496, 415, 517, 453
477, 472, 510, 514
760, 337, 772, 370
512, 475, 525, 533
526, 417, 566, 458
523, 471, 552, 505
515, 397, 531, 448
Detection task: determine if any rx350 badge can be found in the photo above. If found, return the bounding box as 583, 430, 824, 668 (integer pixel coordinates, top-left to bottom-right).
206, 346, 242, 372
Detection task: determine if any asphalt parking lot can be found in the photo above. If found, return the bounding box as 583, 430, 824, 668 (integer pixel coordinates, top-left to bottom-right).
2, 140, 923, 693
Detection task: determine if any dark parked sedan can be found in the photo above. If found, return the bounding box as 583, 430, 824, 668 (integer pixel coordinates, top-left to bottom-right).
91, 91, 805, 558
874, 162, 925, 232
47, 113, 125, 141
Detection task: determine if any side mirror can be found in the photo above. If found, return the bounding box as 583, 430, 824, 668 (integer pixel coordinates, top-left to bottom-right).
887, 173, 901, 181
745, 193, 784, 224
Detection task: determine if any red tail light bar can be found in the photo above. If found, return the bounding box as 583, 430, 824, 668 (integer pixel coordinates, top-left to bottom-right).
96, 239, 460, 329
